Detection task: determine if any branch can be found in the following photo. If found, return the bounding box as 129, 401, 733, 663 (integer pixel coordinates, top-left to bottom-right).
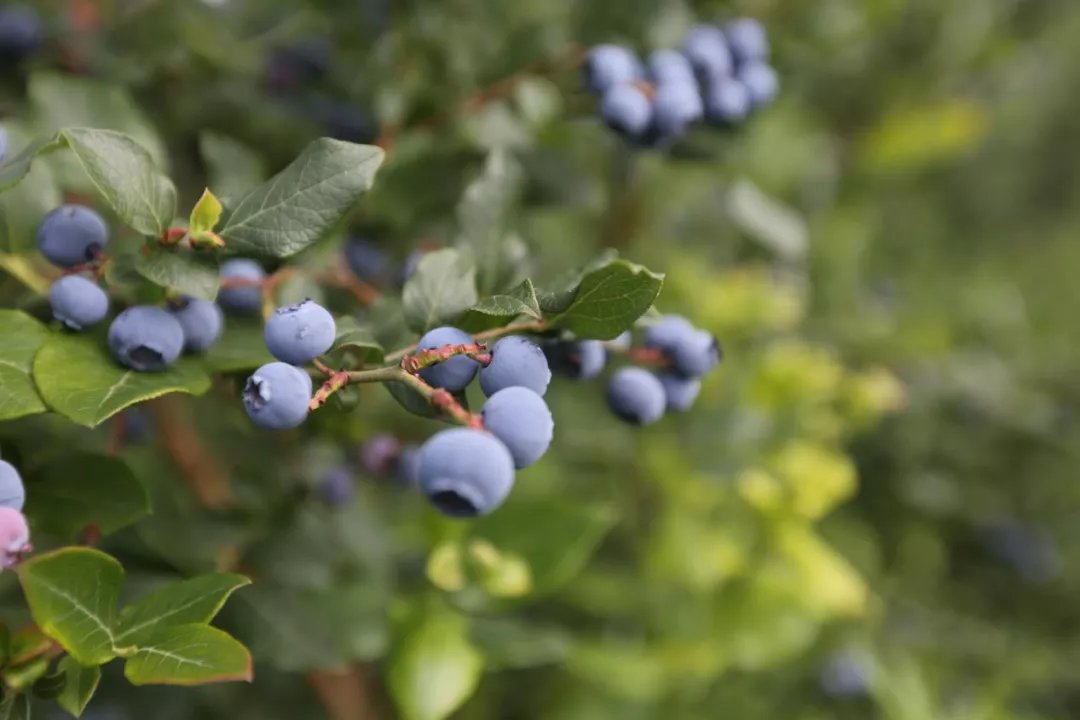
306, 665, 382, 720
148, 395, 233, 509
383, 319, 545, 364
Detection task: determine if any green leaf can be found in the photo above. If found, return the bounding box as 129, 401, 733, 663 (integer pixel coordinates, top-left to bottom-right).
402, 248, 478, 333
328, 316, 385, 365
544, 259, 664, 340
0, 693, 29, 720
469, 618, 572, 670
389, 608, 483, 720
123, 624, 252, 686
199, 321, 273, 374
24, 453, 149, 541
0, 310, 47, 422
456, 278, 542, 333
0, 124, 61, 253
57, 657, 101, 718
116, 574, 250, 646
218, 139, 384, 258
18, 548, 123, 665
3, 655, 48, 690
454, 149, 525, 295
8, 627, 51, 666
0, 136, 63, 191
134, 249, 220, 301
32, 664, 67, 698
198, 132, 267, 201
59, 128, 177, 237
32, 332, 211, 428
189, 188, 223, 235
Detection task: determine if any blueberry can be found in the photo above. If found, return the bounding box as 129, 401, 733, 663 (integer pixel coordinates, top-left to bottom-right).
121, 406, 153, 444
397, 444, 421, 487
670, 329, 721, 378
264, 299, 336, 365
313, 99, 378, 144
0, 507, 29, 569
360, 433, 401, 475
265, 37, 331, 92
481, 387, 554, 469
738, 61, 779, 108
169, 297, 224, 353
319, 466, 356, 508
399, 250, 423, 285
819, 652, 872, 698
725, 18, 770, 65
0, 5, 41, 61
584, 44, 642, 94
0, 460, 24, 511
600, 84, 653, 138
107, 306, 185, 372
657, 373, 701, 412
416, 326, 479, 392
479, 336, 551, 398
417, 428, 515, 517
544, 340, 606, 380
683, 24, 733, 79
644, 315, 695, 349
36, 205, 109, 268
242, 362, 313, 430
607, 367, 666, 425
48, 275, 109, 331
607, 331, 632, 352
650, 80, 704, 139
647, 50, 696, 86
984, 521, 1060, 584
218, 259, 265, 315
344, 237, 388, 282
705, 77, 751, 125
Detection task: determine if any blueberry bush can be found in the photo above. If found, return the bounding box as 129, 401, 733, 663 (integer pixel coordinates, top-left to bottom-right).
0, 1, 1073, 719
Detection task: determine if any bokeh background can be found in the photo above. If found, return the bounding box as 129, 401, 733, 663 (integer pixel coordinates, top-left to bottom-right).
3, 0, 1080, 718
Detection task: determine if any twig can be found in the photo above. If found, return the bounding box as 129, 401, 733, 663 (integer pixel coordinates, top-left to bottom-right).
383, 319, 545, 364
306, 665, 381, 720
148, 395, 233, 509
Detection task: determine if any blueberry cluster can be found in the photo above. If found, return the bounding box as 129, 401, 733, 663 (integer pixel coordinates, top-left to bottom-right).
36, 204, 226, 371
242, 299, 336, 430
584, 17, 777, 145
0, 460, 33, 571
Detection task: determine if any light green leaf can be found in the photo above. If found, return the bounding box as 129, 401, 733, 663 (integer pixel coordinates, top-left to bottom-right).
544, 259, 663, 340
0, 693, 29, 720
0, 135, 63, 191
402, 248, 478, 333
199, 132, 267, 201
218, 139, 384, 258
134, 249, 219, 300
57, 657, 101, 718
389, 609, 483, 720
328, 316, 385, 365
456, 278, 541, 333
199, 321, 273, 374
0, 123, 61, 252
60, 128, 177, 237
455, 149, 525, 295
123, 624, 252, 686
32, 332, 211, 428
18, 548, 123, 665
24, 453, 149, 541
188, 188, 223, 236
116, 574, 250, 646
0, 310, 47, 422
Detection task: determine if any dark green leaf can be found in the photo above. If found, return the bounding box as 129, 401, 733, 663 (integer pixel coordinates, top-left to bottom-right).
57, 657, 100, 718
543, 259, 663, 340
402, 249, 478, 333
456, 278, 542, 333
25, 453, 149, 541
32, 332, 211, 428
123, 624, 252, 686
0, 693, 29, 720
32, 665, 67, 699
328, 316, 385, 365
135, 249, 220, 301
18, 548, 123, 665
388, 608, 483, 720
454, 149, 525, 295
199, 322, 273, 374
0, 311, 47, 422
218, 139, 384, 258
116, 574, 250, 646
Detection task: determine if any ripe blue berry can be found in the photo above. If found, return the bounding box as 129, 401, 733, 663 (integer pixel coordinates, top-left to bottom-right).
107, 306, 185, 372
607, 367, 666, 425
683, 24, 733, 79
607, 331, 633, 352
397, 445, 421, 487
243, 362, 313, 430
0, 5, 41, 60
644, 315, 695, 348
319, 466, 356, 508
544, 340, 606, 380
416, 326, 479, 392
344, 237, 388, 282
0, 460, 25, 511
0, 507, 29, 570
647, 50, 696, 86
651, 80, 704, 139
169, 297, 224, 353
264, 299, 336, 365
479, 336, 551, 398
657, 373, 701, 412
600, 84, 653, 138
37, 205, 109, 268
670, 329, 721, 378
584, 44, 641, 94
738, 61, 779, 108
360, 433, 401, 475
49, 275, 109, 331
218, 259, 265, 315
705, 77, 751, 125
725, 18, 770, 65
481, 387, 554, 469
417, 428, 515, 517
